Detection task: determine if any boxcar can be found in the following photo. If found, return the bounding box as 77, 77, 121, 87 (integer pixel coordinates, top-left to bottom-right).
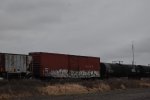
29, 52, 100, 79
0, 53, 32, 79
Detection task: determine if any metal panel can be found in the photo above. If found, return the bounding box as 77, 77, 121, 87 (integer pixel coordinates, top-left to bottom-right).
78, 56, 100, 78
41, 53, 68, 78
69, 55, 79, 70
5, 54, 28, 73
68, 55, 100, 78
0, 53, 5, 72
30, 53, 41, 78
30, 52, 69, 78
30, 52, 100, 78
68, 55, 79, 78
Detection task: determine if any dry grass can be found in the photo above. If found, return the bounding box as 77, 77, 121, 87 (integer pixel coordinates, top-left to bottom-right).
0, 79, 44, 100
0, 78, 150, 99
42, 84, 88, 95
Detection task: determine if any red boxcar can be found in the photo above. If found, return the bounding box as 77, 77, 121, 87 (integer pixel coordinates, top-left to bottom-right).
29, 52, 100, 78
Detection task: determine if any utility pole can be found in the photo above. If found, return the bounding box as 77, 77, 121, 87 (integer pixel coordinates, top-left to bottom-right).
132, 41, 135, 66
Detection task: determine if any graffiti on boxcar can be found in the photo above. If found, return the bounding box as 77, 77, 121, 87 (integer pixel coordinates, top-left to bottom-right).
44, 68, 68, 77
44, 67, 100, 78
69, 71, 99, 78
50, 69, 68, 77
78, 71, 99, 78
69, 71, 79, 78
68, 71, 99, 78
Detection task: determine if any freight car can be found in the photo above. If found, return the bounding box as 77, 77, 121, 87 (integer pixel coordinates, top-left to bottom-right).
0, 52, 150, 80
28, 52, 150, 80
100, 63, 133, 78
100, 62, 150, 79
29, 52, 100, 79
136, 65, 150, 77
0, 53, 32, 79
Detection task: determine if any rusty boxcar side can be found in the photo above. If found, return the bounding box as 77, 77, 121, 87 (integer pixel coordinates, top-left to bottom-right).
0, 53, 5, 73
29, 52, 100, 79
29, 53, 41, 78
68, 55, 100, 78
29, 52, 69, 78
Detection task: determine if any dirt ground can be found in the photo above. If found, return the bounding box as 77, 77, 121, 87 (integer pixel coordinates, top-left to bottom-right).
13, 88, 150, 100
1, 79, 150, 100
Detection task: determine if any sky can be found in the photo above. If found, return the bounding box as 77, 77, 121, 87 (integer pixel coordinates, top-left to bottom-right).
0, 0, 150, 65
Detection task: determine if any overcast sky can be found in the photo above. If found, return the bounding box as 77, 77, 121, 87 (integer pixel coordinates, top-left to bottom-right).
0, 0, 150, 65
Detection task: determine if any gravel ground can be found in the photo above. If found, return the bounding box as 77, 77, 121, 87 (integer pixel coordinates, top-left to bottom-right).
12, 88, 150, 100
